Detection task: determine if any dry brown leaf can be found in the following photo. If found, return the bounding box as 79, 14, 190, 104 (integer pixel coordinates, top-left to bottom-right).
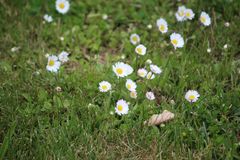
144, 110, 175, 126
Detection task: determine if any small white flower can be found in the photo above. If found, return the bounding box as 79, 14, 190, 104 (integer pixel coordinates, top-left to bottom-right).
223, 44, 228, 49
130, 91, 137, 99
102, 14, 108, 20
130, 33, 140, 45
135, 44, 147, 55
200, 12, 211, 26
137, 68, 148, 78
58, 51, 69, 63
146, 59, 152, 64
224, 22, 230, 27
11, 47, 20, 52
150, 64, 162, 75
110, 111, 114, 115
147, 24, 152, 29
175, 6, 187, 22
185, 9, 195, 20
60, 37, 64, 41
43, 14, 53, 23
121, 54, 126, 59
126, 79, 137, 92
146, 72, 155, 80
99, 81, 111, 92
46, 55, 61, 73
156, 18, 168, 33
185, 90, 200, 103
112, 62, 133, 78
170, 33, 184, 49
115, 99, 129, 115
45, 54, 50, 58
207, 48, 211, 53
56, 0, 70, 14
146, 92, 155, 100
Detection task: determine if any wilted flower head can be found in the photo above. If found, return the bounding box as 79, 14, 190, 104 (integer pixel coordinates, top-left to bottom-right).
58, 51, 69, 63
43, 14, 53, 23
150, 64, 162, 75
146, 92, 155, 100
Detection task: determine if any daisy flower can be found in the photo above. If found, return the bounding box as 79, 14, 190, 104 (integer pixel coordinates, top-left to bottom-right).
130, 34, 140, 45
185, 9, 195, 20
146, 92, 155, 100
112, 62, 133, 78
175, 6, 187, 22
58, 51, 69, 63
56, 0, 70, 14
170, 33, 184, 49
156, 18, 168, 33
46, 55, 61, 72
43, 14, 53, 23
126, 79, 137, 92
146, 72, 155, 80
137, 68, 148, 78
135, 44, 147, 56
199, 12, 211, 26
130, 91, 137, 99
99, 81, 111, 92
150, 64, 162, 75
115, 99, 129, 115
185, 90, 200, 103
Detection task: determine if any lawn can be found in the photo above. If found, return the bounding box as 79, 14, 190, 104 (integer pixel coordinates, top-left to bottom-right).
0, 0, 240, 159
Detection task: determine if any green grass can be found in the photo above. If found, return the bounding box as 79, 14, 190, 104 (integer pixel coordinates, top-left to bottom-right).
0, 0, 240, 159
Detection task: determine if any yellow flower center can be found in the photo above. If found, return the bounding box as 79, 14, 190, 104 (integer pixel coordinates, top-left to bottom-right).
132, 36, 138, 42
140, 72, 144, 76
127, 84, 131, 89
179, 11, 184, 17
117, 105, 123, 111
102, 85, 107, 90
136, 47, 142, 54
200, 16, 206, 23
186, 12, 191, 17
59, 2, 65, 9
189, 95, 195, 100
171, 39, 178, 45
159, 25, 165, 32
116, 68, 123, 75
48, 59, 55, 66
